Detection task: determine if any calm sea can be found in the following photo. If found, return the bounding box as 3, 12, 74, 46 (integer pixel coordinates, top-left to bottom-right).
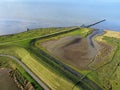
0, 1, 120, 35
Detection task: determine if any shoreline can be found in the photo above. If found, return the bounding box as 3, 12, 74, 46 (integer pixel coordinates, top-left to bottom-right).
0, 26, 120, 36
0, 25, 119, 89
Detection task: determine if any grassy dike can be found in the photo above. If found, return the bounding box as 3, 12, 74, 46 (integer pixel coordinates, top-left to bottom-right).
0, 56, 43, 90
0, 27, 82, 90
0, 27, 104, 90
0, 27, 72, 90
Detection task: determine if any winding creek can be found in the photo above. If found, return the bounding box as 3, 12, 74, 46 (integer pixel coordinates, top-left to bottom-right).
30, 27, 104, 90
87, 29, 103, 48
87, 29, 104, 58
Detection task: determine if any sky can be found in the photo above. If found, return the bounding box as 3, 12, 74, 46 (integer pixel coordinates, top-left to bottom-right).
0, 0, 120, 3
0, 0, 119, 21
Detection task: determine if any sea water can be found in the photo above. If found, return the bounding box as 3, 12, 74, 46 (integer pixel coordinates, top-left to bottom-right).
0, 0, 120, 35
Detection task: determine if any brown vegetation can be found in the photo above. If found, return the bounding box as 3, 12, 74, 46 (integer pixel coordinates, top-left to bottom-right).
88, 42, 112, 68
9, 69, 35, 90
0, 68, 20, 90
95, 30, 120, 42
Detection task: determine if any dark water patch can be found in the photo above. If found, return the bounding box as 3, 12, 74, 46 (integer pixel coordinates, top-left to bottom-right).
64, 37, 82, 47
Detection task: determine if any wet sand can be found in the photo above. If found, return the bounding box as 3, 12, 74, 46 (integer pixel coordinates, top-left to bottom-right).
0, 68, 20, 90
42, 36, 98, 69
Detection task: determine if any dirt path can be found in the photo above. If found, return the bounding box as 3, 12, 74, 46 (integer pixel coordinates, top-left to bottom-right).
0, 68, 20, 90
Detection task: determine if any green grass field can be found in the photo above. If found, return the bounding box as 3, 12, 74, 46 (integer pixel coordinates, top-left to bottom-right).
0, 27, 72, 43
87, 35, 120, 90
9, 47, 80, 90
35, 28, 93, 44
0, 56, 43, 90
1, 26, 119, 90
0, 27, 87, 90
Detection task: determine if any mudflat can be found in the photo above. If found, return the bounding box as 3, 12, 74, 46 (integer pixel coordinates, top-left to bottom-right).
0, 68, 20, 90
42, 36, 98, 69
